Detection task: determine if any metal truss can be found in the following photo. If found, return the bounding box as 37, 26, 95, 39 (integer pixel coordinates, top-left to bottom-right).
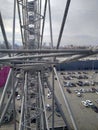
0, 0, 98, 130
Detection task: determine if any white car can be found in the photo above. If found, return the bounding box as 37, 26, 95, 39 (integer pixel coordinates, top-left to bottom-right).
17, 95, 21, 100
76, 92, 81, 97
46, 104, 51, 111
81, 101, 89, 107
47, 93, 52, 99
86, 100, 93, 106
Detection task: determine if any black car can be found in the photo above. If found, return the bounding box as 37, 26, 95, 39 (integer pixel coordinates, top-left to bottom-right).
31, 117, 36, 123
66, 88, 72, 93
3, 110, 13, 123
77, 81, 83, 86
91, 105, 98, 113
18, 106, 21, 113
31, 103, 36, 110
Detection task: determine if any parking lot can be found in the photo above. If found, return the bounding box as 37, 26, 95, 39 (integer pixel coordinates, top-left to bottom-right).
50, 70, 98, 130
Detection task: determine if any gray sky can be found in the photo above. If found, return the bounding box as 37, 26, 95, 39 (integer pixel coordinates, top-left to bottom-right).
0, 0, 98, 46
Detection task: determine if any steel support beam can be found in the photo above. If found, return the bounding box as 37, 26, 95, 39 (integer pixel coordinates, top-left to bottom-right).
38, 72, 49, 130
51, 68, 54, 130
17, 0, 25, 45
0, 80, 18, 125
56, 0, 71, 49
0, 50, 97, 66
46, 78, 71, 130
19, 96, 24, 130
48, 0, 53, 48
53, 67, 78, 130
24, 72, 31, 130
39, 84, 44, 130
0, 48, 94, 53
0, 69, 12, 112
0, 13, 11, 57
0, 53, 83, 61
40, 0, 47, 47
59, 53, 94, 64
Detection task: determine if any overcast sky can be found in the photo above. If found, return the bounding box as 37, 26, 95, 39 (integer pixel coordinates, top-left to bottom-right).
0, 0, 98, 47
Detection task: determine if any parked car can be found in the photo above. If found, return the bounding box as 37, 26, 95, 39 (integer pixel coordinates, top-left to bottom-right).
31, 103, 36, 110
46, 104, 51, 111
91, 105, 98, 113
65, 82, 75, 87
76, 92, 81, 97
90, 81, 95, 86
74, 89, 79, 93
15, 91, 18, 97
84, 81, 90, 86
44, 82, 47, 88
47, 92, 52, 99
3, 110, 13, 123
61, 72, 64, 75
31, 117, 36, 123
77, 81, 84, 86
17, 95, 21, 100
30, 92, 36, 98
86, 100, 93, 106
66, 88, 71, 93
18, 106, 21, 113
64, 76, 71, 80
92, 87, 96, 92
81, 101, 89, 107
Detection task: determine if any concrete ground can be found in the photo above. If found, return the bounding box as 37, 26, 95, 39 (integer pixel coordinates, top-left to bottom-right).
48, 70, 98, 130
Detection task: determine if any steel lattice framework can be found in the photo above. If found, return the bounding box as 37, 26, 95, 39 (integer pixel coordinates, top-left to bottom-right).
0, 0, 98, 130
